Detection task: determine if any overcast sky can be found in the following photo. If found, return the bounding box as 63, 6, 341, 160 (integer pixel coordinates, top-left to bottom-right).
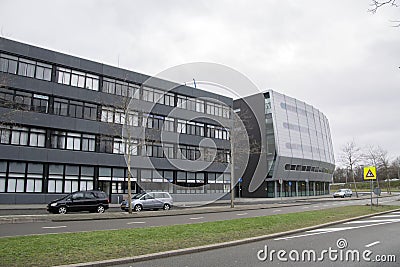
1, 0, 399, 163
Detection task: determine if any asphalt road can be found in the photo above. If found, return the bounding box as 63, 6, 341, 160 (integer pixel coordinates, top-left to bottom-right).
0, 196, 398, 238
123, 210, 400, 267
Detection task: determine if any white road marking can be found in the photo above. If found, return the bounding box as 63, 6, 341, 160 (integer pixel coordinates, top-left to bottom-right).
42, 226, 67, 229
373, 215, 400, 218
307, 227, 352, 233
236, 213, 248, 216
365, 241, 380, 248
344, 219, 400, 224
127, 221, 146, 225
273, 210, 282, 212
190, 217, 204, 220
302, 207, 309, 209
274, 220, 399, 241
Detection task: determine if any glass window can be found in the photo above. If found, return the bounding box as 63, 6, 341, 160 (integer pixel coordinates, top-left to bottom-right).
81, 134, 95, 151
99, 136, 113, 153
83, 103, 97, 120
0, 53, 18, 74
18, 58, 36, 78
31, 94, 49, 113
71, 70, 86, 88
196, 173, 204, 183
11, 127, 29, 145
177, 171, 186, 182
99, 167, 111, 180
0, 125, 11, 144
29, 128, 46, 147
57, 67, 71, 85
113, 138, 125, 154
163, 117, 175, 132
187, 172, 196, 183
53, 98, 69, 116
35, 62, 52, 81
141, 170, 152, 182
66, 133, 81, 150
8, 162, 26, 193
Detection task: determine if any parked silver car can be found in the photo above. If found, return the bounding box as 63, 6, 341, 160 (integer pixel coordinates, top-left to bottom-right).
121, 192, 173, 212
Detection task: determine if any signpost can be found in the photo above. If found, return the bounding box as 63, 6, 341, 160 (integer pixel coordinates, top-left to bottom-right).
279, 179, 283, 200
364, 166, 377, 209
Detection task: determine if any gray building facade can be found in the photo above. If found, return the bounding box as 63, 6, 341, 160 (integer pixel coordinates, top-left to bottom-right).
0, 38, 232, 204
234, 90, 335, 198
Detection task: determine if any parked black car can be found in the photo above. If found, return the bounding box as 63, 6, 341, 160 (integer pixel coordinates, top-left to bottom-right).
47, 190, 109, 214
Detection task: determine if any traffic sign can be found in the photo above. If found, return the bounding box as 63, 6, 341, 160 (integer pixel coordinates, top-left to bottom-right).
288, 181, 292, 187
238, 177, 243, 183
279, 179, 283, 184
374, 188, 381, 196
364, 166, 377, 180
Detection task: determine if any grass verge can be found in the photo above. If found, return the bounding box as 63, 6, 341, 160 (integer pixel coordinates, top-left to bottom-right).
0, 205, 398, 266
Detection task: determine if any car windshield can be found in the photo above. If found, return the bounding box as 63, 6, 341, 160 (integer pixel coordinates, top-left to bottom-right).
133, 193, 146, 199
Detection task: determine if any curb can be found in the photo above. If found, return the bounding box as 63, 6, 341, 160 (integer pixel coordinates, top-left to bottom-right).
55, 207, 400, 267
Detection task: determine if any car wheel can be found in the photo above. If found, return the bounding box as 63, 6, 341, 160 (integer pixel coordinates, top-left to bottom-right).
163, 204, 171, 210
58, 206, 67, 214
96, 205, 105, 213
134, 204, 143, 212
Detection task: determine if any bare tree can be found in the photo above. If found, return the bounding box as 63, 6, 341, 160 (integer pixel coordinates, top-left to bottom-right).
333, 167, 347, 183
369, 0, 400, 27
364, 145, 383, 188
101, 85, 144, 214
340, 141, 363, 197
391, 156, 400, 179
376, 148, 392, 194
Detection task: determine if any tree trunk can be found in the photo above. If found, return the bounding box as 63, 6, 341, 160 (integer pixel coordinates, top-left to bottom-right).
127, 144, 133, 214
351, 169, 359, 198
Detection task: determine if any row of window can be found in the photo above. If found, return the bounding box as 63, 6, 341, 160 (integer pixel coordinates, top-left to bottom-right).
0, 160, 230, 193
0, 87, 97, 120
0, 125, 231, 163
0, 51, 231, 118
284, 164, 333, 174
101, 107, 230, 139
0, 86, 230, 140
0, 53, 52, 81
0, 87, 49, 113
57, 67, 99, 91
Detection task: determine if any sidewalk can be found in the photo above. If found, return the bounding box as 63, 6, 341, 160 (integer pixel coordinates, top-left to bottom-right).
0, 194, 346, 210
0, 192, 391, 210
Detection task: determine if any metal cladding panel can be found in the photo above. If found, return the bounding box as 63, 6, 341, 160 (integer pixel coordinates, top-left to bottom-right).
270, 91, 292, 158
269, 90, 334, 166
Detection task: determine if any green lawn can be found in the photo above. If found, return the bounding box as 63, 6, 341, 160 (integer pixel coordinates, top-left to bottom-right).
0, 205, 397, 266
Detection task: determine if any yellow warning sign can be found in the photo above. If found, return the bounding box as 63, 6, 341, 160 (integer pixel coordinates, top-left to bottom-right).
364, 166, 377, 180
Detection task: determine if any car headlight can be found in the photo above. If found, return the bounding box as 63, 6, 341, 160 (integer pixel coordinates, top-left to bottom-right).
50, 203, 58, 207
